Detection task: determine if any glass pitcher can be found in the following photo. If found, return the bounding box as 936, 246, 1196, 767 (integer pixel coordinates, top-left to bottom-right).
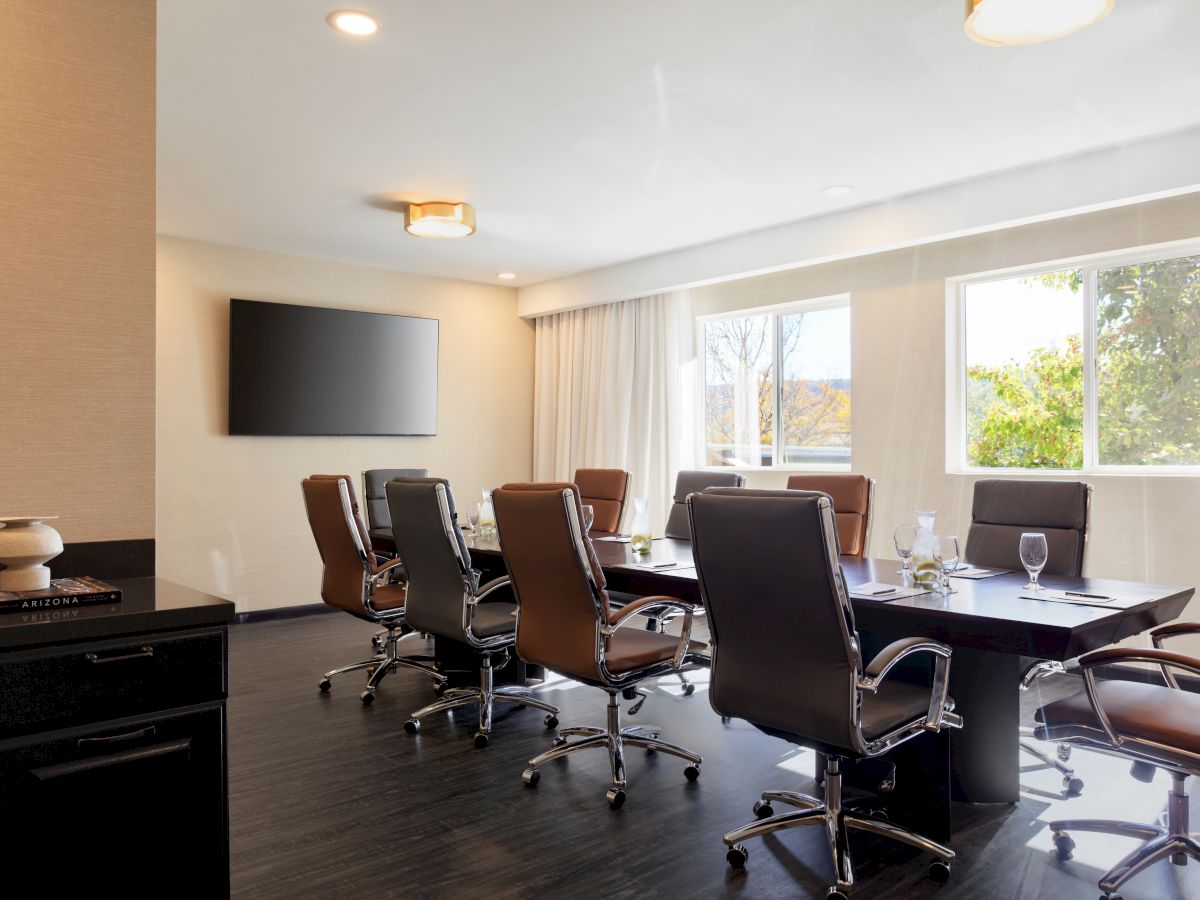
629, 497, 652, 553
478, 489, 496, 537
910, 510, 940, 585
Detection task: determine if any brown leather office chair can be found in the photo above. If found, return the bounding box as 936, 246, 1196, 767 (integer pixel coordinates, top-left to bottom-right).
493, 482, 708, 808
663, 470, 745, 540
964, 478, 1093, 794
1037, 622, 1200, 899
301, 475, 443, 705
572, 468, 630, 536
689, 487, 961, 899
385, 476, 558, 748
785, 474, 875, 557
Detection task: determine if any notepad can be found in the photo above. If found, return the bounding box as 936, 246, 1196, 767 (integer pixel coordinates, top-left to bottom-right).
849, 582, 931, 601
1020, 589, 1120, 607
950, 567, 1013, 579
595, 536, 631, 543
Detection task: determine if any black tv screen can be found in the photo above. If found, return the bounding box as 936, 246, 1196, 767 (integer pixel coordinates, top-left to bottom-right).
228, 299, 438, 436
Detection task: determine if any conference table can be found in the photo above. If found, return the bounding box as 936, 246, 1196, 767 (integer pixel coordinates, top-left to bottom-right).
460, 532, 1194, 840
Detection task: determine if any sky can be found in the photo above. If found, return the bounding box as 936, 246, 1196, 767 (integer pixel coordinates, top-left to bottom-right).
964, 275, 1081, 367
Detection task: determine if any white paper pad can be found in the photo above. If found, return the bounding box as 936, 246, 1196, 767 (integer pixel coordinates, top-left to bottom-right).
950, 567, 1013, 579
1019, 589, 1132, 607
595, 536, 631, 543
849, 582, 931, 601
622, 561, 695, 572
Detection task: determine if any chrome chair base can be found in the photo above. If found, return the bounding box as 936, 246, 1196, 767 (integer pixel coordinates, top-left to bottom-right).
725, 757, 953, 898
318, 625, 442, 705
1052, 771, 1199, 898
522, 689, 702, 807
1020, 730, 1083, 794
405, 654, 559, 748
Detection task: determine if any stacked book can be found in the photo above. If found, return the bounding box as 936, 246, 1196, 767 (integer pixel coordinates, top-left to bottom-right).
0, 576, 122, 612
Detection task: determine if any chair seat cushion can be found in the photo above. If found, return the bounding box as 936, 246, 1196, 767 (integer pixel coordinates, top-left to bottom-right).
605, 629, 706, 674
372, 583, 407, 612
861, 681, 931, 740
471, 602, 518, 638
1035, 680, 1200, 764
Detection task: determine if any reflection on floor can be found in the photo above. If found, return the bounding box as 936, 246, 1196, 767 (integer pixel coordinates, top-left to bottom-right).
228, 613, 1200, 899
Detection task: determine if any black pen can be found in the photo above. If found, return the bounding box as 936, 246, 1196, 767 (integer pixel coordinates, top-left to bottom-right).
1065, 591, 1110, 600
871, 587, 898, 595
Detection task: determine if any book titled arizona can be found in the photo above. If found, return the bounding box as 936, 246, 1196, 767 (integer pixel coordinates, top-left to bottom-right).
0, 576, 123, 612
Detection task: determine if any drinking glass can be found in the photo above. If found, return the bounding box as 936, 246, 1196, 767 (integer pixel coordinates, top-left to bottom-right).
1019, 532, 1048, 591
581, 504, 595, 534
935, 534, 960, 594
894, 524, 917, 577
466, 511, 480, 534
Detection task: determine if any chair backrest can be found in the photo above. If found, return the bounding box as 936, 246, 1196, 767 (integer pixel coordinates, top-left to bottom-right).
785, 474, 875, 557
689, 488, 862, 753
572, 468, 630, 536
965, 479, 1092, 577
301, 475, 373, 614
664, 470, 746, 540
385, 476, 471, 639
362, 468, 429, 532
493, 483, 610, 682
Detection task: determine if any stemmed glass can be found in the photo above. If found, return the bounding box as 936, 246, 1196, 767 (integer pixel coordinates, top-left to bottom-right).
1020, 532, 1048, 591
581, 504, 595, 535
934, 535, 960, 594
466, 511, 480, 534
894, 524, 917, 578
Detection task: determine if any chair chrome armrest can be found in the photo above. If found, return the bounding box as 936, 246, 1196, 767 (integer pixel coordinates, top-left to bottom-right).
605, 596, 697, 669
1078, 647, 1200, 745
1151, 622, 1200, 689
859, 637, 956, 731
470, 576, 512, 605
367, 557, 406, 587
1020, 659, 1066, 691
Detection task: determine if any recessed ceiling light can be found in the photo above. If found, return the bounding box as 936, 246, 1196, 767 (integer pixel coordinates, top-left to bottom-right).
496, 272, 517, 280
822, 184, 854, 197
326, 9, 382, 37
964, 0, 1113, 47
404, 202, 476, 239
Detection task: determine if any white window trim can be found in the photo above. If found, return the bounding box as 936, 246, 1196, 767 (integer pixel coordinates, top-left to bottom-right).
697, 294, 852, 473
946, 237, 1200, 477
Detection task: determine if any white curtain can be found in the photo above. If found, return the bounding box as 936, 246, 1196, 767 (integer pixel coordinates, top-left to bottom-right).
533, 291, 696, 534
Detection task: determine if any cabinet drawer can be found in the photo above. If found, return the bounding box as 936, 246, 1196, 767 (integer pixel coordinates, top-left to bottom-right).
0, 628, 226, 736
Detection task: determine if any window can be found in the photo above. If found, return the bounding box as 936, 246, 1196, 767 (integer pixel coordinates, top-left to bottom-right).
952, 245, 1200, 471
701, 299, 851, 468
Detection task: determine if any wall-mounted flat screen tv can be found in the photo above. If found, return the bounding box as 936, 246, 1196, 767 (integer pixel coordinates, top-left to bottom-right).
228, 299, 438, 436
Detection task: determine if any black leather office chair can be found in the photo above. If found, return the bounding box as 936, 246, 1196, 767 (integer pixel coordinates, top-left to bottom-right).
964, 478, 1093, 794
689, 487, 962, 899
663, 470, 745, 539
363, 468, 428, 552
1037, 622, 1200, 899
386, 476, 559, 748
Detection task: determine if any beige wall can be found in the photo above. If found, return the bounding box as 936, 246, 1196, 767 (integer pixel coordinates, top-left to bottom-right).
156, 237, 533, 612
694, 192, 1200, 651
0, 0, 156, 542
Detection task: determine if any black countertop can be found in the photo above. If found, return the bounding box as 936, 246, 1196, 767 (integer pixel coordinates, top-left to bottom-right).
0, 577, 235, 650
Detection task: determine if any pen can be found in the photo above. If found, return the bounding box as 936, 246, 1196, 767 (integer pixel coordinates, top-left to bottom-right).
871, 587, 897, 595
1065, 591, 1110, 600
649, 562, 677, 569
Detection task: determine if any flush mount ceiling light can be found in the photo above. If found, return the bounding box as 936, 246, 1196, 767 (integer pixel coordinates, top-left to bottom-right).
822, 184, 854, 197
404, 202, 476, 239
496, 272, 517, 280
964, 0, 1114, 46
326, 9, 382, 36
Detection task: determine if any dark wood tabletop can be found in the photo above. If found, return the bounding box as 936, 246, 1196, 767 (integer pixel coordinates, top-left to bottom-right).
462, 533, 1193, 661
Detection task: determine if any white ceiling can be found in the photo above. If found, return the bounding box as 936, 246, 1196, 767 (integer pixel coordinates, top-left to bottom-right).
157, 0, 1200, 288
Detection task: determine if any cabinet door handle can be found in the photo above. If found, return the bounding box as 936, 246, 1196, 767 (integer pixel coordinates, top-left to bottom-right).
77, 725, 157, 748
84, 645, 154, 664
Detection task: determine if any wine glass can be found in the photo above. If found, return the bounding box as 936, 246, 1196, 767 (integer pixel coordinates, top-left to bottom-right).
581, 504, 595, 534
894, 524, 917, 577
1019, 532, 1048, 591
466, 510, 480, 534
935, 534, 960, 594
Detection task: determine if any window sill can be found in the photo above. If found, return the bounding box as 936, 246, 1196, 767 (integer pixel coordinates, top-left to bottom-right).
703, 463, 853, 475
948, 466, 1200, 478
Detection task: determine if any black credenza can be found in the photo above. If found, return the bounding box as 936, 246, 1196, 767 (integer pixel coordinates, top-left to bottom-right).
0, 578, 235, 897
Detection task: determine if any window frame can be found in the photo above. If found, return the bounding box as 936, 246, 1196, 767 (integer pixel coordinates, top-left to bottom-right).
697, 293, 852, 473
945, 237, 1200, 476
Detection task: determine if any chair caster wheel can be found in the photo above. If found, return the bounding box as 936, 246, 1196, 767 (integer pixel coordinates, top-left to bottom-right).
684, 764, 700, 782
552, 736, 568, 748
753, 800, 774, 819
544, 714, 559, 729
928, 860, 951, 883
726, 844, 748, 868
720, 715, 731, 724
827, 890, 848, 900
606, 787, 626, 809
682, 683, 696, 696
318, 678, 331, 693
522, 767, 540, 787
1100, 894, 1123, 900
473, 732, 489, 749
1064, 776, 1084, 795
403, 719, 419, 734
1053, 831, 1075, 861
434, 681, 448, 697
1057, 743, 1073, 762
622, 687, 639, 700
360, 689, 375, 705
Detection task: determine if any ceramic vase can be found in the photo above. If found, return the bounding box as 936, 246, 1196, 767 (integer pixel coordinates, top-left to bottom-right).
0, 517, 63, 591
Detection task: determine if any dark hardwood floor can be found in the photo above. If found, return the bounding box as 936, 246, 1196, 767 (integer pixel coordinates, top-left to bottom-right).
229, 614, 1200, 899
